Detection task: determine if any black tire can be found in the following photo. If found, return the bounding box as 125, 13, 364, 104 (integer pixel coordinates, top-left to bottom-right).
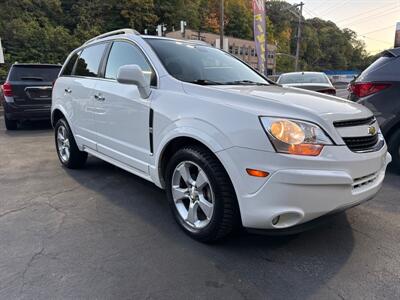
4, 114, 18, 130
165, 145, 240, 242
54, 118, 87, 169
388, 129, 400, 173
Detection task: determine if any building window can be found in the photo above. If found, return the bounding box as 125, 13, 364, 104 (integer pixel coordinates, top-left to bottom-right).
245, 47, 249, 56
239, 47, 243, 55
229, 45, 233, 53
251, 49, 255, 56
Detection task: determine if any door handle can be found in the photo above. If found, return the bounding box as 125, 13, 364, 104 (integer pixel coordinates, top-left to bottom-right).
65, 88, 72, 94
94, 94, 105, 101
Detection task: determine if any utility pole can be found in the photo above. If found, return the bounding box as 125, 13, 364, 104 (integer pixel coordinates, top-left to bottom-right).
220, 0, 224, 49
294, 2, 303, 71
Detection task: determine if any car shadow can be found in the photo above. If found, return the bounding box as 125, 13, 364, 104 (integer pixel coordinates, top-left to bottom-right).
3, 119, 52, 136
62, 156, 355, 298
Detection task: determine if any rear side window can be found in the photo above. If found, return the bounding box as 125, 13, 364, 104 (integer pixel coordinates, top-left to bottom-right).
61, 52, 80, 76
9, 66, 61, 82
358, 55, 399, 81
105, 41, 156, 86
74, 43, 107, 77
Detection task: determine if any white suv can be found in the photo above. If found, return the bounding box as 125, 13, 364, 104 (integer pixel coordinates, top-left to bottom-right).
52, 29, 391, 242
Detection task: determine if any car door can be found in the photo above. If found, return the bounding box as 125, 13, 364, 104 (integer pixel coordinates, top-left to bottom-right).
92, 40, 157, 173
69, 42, 108, 150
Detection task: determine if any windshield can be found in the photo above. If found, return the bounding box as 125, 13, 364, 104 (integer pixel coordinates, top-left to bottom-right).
145, 39, 269, 85
278, 73, 329, 84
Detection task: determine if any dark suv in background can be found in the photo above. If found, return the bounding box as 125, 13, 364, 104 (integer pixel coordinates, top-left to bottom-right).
0, 63, 61, 130
348, 48, 400, 171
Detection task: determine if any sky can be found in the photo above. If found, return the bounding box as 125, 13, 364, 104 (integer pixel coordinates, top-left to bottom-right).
285, 0, 400, 54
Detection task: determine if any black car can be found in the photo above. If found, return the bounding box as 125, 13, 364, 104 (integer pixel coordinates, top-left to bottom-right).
348, 48, 400, 171
0, 63, 61, 130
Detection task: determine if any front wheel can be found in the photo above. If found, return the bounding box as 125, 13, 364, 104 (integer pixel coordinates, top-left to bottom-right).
165, 145, 240, 242
54, 118, 87, 169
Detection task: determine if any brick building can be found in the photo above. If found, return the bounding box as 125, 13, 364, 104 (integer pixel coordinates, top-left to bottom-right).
165, 29, 277, 75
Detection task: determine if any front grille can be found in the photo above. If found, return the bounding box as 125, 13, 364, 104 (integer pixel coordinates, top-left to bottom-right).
342, 134, 379, 152
333, 116, 375, 128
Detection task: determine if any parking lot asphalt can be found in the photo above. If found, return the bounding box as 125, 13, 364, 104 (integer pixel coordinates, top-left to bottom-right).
0, 116, 399, 299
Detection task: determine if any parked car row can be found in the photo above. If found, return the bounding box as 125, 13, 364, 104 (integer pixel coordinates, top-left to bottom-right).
0, 29, 397, 242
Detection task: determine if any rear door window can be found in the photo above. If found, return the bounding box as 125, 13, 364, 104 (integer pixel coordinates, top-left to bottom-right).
9, 66, 61, 82
74, 43, 107, 77
61, 52, 80, 76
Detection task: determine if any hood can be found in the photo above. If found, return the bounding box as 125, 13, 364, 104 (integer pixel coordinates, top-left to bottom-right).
182, 83, 372, 125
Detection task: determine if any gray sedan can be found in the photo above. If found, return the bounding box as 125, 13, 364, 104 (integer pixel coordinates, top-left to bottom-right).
277, 72, 336, 95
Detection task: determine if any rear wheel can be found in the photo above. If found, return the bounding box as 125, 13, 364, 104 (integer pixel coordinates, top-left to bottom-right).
4, 114, 18, 130
388, 129, 400, 172
165, 145, 240, 242
55, 118, 87, 169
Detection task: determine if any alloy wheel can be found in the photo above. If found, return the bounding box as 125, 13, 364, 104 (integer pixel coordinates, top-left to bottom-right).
57, 125, 71, 163
171, 161, 215, 229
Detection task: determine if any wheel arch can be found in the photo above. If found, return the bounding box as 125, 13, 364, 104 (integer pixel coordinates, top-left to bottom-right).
51, 108, 65, 127
157, 136, 216, 188
155, 131, 233, 190
385, 120, 400, 145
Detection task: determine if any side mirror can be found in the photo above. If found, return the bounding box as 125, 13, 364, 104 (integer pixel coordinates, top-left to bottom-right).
116, 64, 151, 99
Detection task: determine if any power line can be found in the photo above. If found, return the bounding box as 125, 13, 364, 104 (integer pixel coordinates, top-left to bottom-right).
361, 36, 393, 46
318, 0, 352, 18
360, 24, 395, 36
303, 7, 317, 18
335, 3, 399, 24
341, 6, 400, 27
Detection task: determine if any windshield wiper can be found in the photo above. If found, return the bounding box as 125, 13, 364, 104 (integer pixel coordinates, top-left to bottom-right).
188, 79, 224, 85
223, 80, 269, 86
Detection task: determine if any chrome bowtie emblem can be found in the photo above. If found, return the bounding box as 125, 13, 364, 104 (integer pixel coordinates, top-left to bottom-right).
368, 126, 376, 135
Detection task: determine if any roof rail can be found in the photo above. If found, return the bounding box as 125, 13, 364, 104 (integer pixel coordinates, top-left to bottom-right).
84, 28, 139, 45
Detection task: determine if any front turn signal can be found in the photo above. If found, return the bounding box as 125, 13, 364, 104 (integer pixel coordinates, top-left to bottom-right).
287, 144, 324, 156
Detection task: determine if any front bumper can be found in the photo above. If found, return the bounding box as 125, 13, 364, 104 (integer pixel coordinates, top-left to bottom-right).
216, 144, 391, 230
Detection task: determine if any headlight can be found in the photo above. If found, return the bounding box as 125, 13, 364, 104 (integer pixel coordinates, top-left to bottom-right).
260, 117, 333, 156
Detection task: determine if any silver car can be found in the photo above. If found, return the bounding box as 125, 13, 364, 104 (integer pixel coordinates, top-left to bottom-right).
277, 71, 336, 95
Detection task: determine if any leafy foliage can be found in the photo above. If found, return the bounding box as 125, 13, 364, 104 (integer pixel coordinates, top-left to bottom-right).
0, 0, 378, 80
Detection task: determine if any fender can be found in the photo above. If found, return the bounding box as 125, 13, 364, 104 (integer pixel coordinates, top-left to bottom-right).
150, 118, 234, 188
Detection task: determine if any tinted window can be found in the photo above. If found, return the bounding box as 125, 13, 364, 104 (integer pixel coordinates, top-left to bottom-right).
9, 66, 61, 82
105, 41, 156, 86
74, 43, 106, 77
357, 55, 399, 82
146, 39, 268, 85
61, 52, 80, 76
278, 73, 329, 84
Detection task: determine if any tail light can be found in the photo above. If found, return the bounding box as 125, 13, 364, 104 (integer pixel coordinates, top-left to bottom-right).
2, 82, 13, 97
319, 88, 336, 95
349, 82, 391, 98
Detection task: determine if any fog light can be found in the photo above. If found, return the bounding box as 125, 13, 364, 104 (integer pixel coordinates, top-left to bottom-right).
272, 215, 280, 225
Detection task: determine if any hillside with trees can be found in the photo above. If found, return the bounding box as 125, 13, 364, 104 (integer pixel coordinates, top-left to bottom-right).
0, 0, 378, 79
